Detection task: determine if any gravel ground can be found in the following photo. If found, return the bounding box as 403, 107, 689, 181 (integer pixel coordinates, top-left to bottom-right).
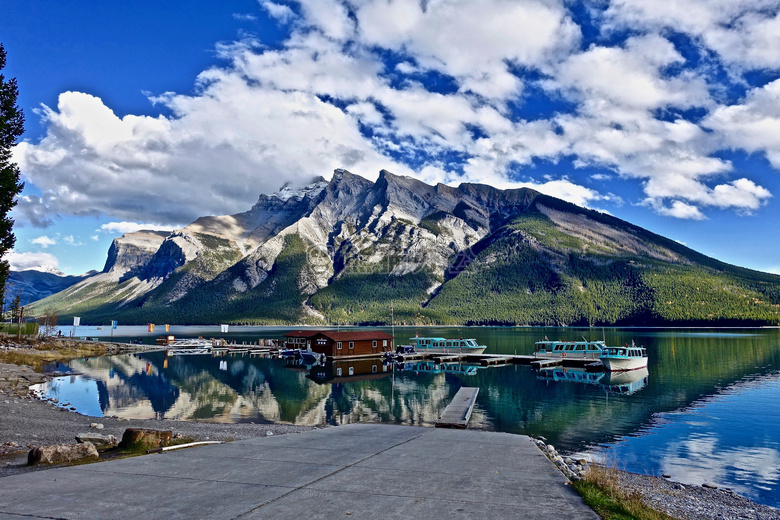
2, 350, 779, 519
614, 470, 780, 520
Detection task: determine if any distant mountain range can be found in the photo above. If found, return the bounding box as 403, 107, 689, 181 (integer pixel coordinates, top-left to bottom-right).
7, 269, 93, 307
25, 169, 780, 326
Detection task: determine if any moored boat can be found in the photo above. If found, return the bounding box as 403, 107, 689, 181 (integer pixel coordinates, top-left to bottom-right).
533, 339, 605, 359
400, 337, 487, 355
599, 341, 648, 371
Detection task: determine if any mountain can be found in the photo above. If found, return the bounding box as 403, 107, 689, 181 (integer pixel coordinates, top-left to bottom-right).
26, 169, 780, 326
6, 269, 93, 306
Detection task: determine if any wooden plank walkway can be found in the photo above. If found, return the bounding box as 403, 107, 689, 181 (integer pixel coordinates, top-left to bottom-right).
479, 356, 513, 366
531, 358, 562, 368
435, 387, 479, 429
432, 354, 466, 363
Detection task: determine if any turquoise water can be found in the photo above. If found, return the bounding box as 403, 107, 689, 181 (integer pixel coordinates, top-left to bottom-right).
42, 326, 780, 507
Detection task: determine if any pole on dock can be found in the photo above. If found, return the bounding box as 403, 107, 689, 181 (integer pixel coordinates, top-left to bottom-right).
391, 301, 394, 350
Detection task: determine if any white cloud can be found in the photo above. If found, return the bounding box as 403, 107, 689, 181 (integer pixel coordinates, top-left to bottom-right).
522, 178, 602, 208
655, 200, 706, 220
547, 35, 711, 112
353, 0, 580, 100
31, 235, 56, 248
12, 0, 780, 232
295, 0, 353, 40
261, 1, 295, 23
233, 13, 258, 22
604, 0, 780, 71
4, 250, 61, 273
98, 222, 174, 235
705, 79, 780, 169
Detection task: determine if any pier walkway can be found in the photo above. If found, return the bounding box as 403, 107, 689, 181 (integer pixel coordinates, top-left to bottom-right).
0, 424, 597, 520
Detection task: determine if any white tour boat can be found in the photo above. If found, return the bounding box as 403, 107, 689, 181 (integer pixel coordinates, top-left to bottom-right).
533, 339, 606, 359
402, 337, 487, 355
599, 342, 648, 371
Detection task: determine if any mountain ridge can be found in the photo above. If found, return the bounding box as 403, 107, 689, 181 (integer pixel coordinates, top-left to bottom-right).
25, 169, 780, 326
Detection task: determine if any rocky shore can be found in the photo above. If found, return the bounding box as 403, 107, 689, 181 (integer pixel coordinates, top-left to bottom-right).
0, 340, 317, 477
536, 439, 780, 520
1, 340, 779, 519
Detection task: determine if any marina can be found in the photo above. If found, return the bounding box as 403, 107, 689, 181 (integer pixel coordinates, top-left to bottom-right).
42, 325, 780, 508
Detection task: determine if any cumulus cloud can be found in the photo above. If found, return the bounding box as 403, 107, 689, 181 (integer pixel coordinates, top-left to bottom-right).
352, 0, 580, 100
604, 0, 780, 71
4, 250, 61, 273
261, 1, 295, 23
31, 236, 56, 248
705, 79, 780, 168
98, 222, 174, 235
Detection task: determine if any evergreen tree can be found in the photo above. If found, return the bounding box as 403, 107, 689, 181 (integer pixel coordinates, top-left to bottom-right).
0, 44, 25, 300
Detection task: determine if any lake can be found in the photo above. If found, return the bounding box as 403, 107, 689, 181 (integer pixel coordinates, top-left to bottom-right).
40, 325, 780, 508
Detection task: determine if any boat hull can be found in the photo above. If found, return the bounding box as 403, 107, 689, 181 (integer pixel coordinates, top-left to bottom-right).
600, 356, 648, 371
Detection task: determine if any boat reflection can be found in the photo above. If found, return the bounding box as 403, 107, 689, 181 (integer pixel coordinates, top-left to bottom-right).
537, 367, 604, 385
396, 361, 482, 376
537, 367, 649, 395
600, 368, 649, 395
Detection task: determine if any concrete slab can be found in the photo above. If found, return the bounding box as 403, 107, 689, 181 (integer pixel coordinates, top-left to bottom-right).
0, 424, 598, 520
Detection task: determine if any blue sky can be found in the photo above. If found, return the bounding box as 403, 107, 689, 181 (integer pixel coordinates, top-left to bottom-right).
3, 0, 780, 275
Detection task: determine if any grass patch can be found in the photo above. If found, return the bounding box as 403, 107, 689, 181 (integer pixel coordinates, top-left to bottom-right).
0, 340, 108, 371
572, 465, 676, 520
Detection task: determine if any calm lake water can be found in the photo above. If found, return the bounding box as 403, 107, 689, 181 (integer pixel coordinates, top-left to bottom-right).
40, 325, 780, 508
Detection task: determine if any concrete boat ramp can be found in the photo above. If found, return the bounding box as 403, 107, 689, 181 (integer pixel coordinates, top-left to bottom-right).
0, 424, 597, 520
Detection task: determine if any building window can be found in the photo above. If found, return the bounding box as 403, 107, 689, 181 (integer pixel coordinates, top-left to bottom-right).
383, 340, 387, 347
348, 366, 354, 375
372, 340, 377, 347
349, 342, 354, 349
337, 342, 342, 350
372, 365, 377, 373
336, 368, 342, 376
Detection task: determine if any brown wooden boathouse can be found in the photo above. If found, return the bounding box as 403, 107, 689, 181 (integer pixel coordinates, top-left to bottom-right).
284, 330, 394, 358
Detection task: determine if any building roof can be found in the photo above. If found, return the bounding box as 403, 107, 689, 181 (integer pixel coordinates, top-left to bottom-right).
284, 330, 394, 341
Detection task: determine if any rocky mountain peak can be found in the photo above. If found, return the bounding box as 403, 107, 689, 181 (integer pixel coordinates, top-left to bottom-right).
102, 230, 170, 279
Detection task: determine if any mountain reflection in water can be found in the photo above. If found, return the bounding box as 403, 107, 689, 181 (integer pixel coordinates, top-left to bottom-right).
34, 326, 780, 508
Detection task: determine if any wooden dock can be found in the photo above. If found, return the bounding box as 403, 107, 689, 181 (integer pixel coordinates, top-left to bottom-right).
435, 387, 479, 429
530, 358, 562, 368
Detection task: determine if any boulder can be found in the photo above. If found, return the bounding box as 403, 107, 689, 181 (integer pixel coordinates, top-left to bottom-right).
118, 428, 173, 451
28, 443, 99, 466
76, 433, 119, 448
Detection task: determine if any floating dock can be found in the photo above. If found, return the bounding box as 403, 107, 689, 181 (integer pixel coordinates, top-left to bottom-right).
435, 386, 479, 429
162, 343, 605, 371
